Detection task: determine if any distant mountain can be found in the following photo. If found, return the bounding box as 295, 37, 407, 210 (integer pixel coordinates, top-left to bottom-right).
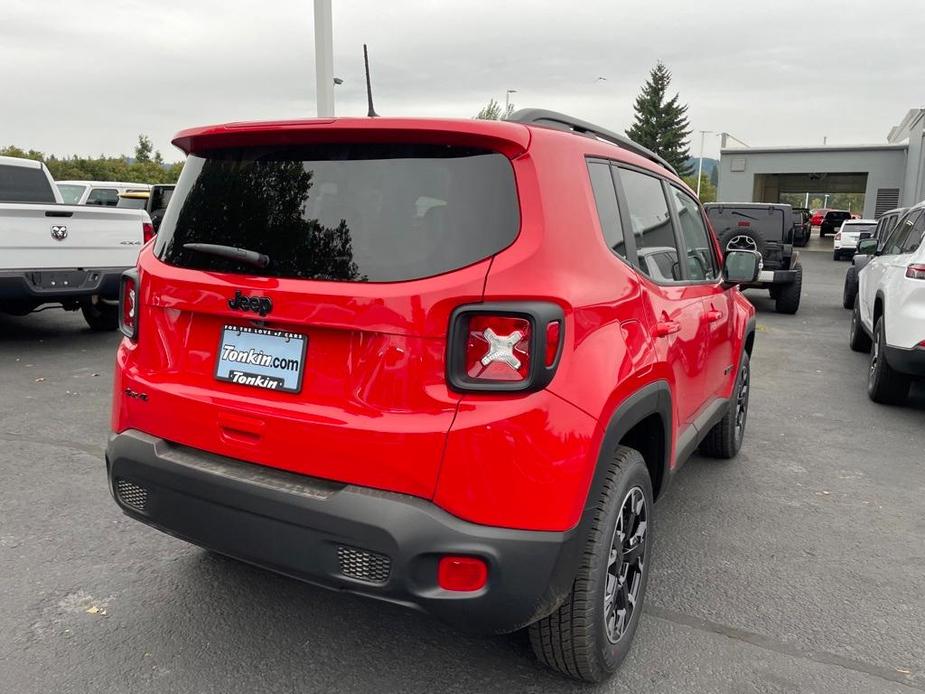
686, 157, 718, 177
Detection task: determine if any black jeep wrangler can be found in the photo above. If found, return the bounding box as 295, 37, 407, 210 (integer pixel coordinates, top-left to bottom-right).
704, 202, 803, 314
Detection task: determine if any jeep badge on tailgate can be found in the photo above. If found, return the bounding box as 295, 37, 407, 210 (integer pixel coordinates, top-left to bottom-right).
228, 291, 272, 317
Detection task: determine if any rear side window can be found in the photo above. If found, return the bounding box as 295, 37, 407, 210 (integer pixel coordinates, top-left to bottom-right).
669, 187, 718, 281
882, 214, 900, 236
883, 211, 920, 255
86, 188, 119, 206
899, 213, 925, 254
0, 164, 56, 203
617, 169, 681, 282
155, 144, 519, 283
57, 184, 86, 204
117, 196, 148, 209
587, 162, 627, 259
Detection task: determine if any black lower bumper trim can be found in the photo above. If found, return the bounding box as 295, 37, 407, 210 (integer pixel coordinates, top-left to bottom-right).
885, 345, 925, 377
106, 431, 580, 634
0, 267, 126, 304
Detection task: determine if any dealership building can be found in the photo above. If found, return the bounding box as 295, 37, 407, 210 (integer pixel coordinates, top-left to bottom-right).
717, 108, 925, 218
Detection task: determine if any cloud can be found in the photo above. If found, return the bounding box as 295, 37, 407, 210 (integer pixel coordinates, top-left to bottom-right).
1, 0, 922, 161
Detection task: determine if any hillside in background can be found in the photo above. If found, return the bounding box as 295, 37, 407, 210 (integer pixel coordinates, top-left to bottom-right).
686, 157, 717, 176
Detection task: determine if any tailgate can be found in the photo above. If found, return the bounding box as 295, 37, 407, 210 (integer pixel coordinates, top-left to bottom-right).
0, 203, 146, 270
115, 134, 525, 500
119, 254, 490, 499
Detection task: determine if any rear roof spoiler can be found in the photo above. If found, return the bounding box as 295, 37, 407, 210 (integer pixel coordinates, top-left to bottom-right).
172, 118, 531, 159
508, 108, 678, 176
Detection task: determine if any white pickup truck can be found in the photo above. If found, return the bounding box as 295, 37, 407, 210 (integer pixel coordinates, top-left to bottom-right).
0, 155, 151, 330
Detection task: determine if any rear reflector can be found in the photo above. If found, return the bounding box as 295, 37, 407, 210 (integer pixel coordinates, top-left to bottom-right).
545, 320, 561, 367
737, 221, 750, 227
906, 264, 925, 280
437, 556, 488, 592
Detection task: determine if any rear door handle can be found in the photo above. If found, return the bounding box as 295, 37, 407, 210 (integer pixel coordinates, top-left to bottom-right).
705, 309, 723, 322
653, 320, 681, 337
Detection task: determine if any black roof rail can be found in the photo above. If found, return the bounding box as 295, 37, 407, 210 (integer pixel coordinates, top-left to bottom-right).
508, 108, 678, 176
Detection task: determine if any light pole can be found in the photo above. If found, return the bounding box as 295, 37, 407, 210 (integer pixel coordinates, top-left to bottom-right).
504, 89, 517, 117
697, 130, 714, 198
313, 0, 335, 117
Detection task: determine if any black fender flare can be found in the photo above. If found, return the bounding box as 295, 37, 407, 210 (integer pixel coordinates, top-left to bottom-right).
592, 380, 673, 502
744, 315, 757, 358
532, 380, 672, 621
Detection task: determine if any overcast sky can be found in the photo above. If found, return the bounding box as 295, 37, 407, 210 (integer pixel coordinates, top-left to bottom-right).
2, 0, 923, 162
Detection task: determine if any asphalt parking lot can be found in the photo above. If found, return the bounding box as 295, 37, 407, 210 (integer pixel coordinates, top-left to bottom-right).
1, 235, 923, 694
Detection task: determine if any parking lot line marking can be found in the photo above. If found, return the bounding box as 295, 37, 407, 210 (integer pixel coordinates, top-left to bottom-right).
646, 605, 922, 690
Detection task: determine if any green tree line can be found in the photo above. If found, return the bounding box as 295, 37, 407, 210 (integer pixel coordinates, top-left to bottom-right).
0, 135, 182, 184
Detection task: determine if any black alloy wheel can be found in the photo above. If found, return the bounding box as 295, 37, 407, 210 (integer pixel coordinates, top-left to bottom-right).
604, 487, 648, 644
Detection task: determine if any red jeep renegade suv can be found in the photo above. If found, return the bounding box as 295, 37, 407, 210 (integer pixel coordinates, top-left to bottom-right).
107, 110, 759, 682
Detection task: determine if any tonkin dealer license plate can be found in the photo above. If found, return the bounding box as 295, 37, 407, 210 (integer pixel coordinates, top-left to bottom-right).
215, 325, 307, 393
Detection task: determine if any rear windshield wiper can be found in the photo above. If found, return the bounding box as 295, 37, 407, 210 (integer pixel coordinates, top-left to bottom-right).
183, 243, 270, 269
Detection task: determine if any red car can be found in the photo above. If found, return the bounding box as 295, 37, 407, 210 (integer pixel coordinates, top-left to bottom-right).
106, 110, 758, 682
811, 208, 829, 226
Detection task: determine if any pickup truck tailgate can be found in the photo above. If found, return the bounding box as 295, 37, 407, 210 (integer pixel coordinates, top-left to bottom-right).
0, 203, 147, 270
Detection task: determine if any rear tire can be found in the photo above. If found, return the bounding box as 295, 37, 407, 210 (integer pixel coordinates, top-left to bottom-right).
842, 266, 859, 309
81, 297, 119, 331
849, 297, 871, 353
867, 317, 909, 404
774, 263, 802, 314
529, 446, 652, 683
700, 352, 750, 459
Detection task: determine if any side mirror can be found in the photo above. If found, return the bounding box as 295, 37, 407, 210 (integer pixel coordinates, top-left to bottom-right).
856, 238, 878, 256
723, 249, 762, 284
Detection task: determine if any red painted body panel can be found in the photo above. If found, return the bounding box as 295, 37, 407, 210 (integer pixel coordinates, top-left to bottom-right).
112, 117, 755, 533
436, 390, 600, 531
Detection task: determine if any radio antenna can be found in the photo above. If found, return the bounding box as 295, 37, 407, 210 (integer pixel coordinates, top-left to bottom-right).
364, 43, 379, 117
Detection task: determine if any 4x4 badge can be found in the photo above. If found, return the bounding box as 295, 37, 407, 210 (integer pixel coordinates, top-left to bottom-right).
228, 291, 272, 317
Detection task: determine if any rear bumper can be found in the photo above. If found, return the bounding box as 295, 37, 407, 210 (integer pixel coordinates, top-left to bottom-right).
106, 430, 581, 634
745, 268, 798, 287
885, 345, 925, 377
0, 267, 126, 304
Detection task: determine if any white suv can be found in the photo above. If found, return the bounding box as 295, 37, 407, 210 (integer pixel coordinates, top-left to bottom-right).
849, 202, 925, 403
833, 219, 876, 261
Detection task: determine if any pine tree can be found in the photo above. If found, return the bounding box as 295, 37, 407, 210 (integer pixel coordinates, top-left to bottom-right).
474, 98, 514, 120
626, 62, 692, 176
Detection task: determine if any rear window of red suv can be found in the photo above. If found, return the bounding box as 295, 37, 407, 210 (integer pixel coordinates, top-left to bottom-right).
153, 143, 519, 282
